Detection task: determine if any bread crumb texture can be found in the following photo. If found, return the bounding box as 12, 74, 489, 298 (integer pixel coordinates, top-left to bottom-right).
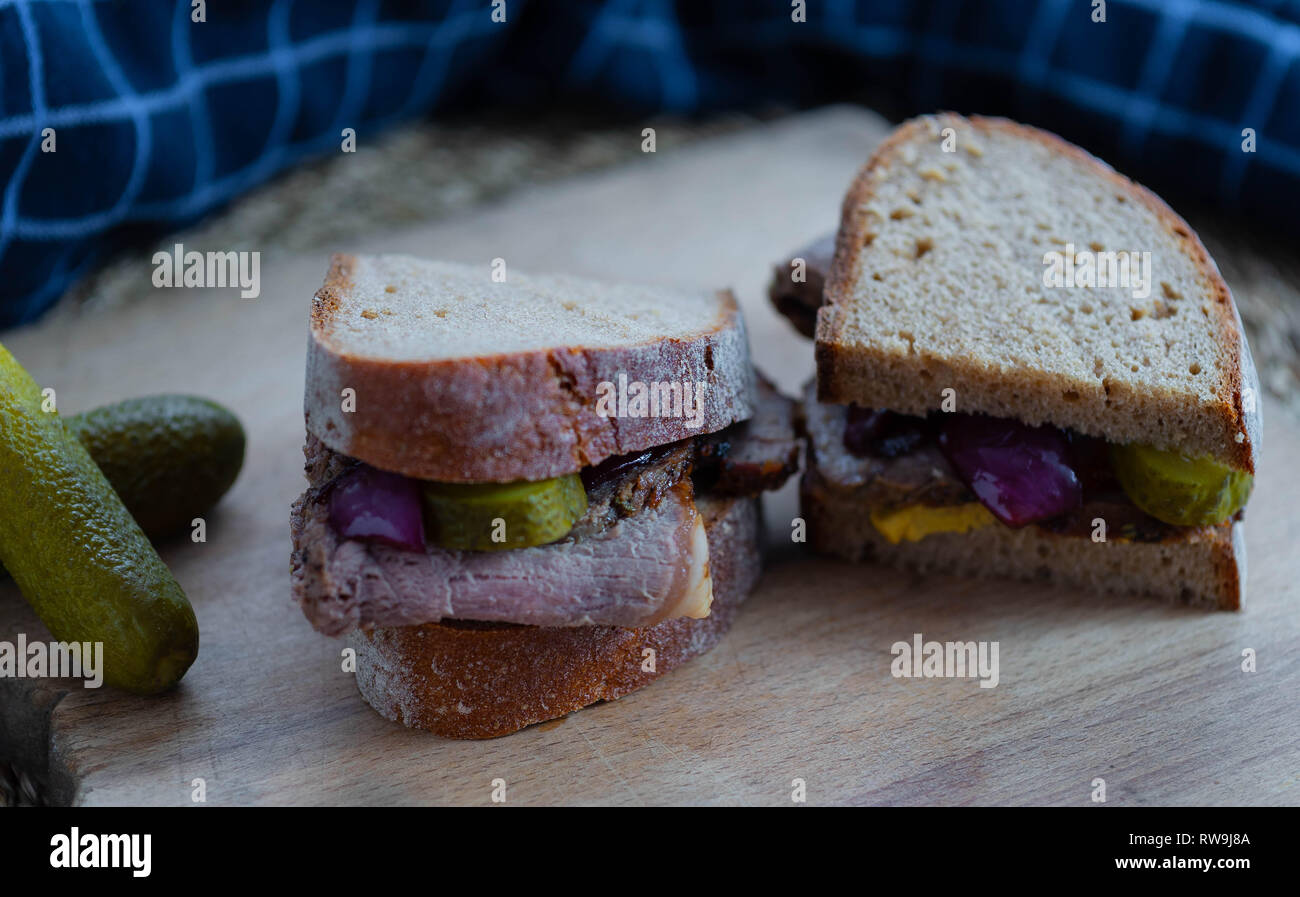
315, 255, 727, 362
820, 114, 1256, 470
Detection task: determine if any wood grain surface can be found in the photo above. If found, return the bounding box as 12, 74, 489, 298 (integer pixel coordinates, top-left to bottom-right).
0, 107, 1296, 806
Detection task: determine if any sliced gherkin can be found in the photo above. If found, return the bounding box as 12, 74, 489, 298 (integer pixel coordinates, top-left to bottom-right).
423, 473, 587, 551
1110, 442, 1253, 527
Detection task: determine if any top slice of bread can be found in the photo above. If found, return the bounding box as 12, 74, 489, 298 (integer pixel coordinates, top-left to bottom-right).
306, 254, 755, 482
817, 114, 1261, 473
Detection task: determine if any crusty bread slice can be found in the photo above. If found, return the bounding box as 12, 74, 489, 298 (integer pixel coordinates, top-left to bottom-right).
818, 114, 1260, 473
307, 255, 755, 482
347, 495, 760, 738
801, 468, 1244, 610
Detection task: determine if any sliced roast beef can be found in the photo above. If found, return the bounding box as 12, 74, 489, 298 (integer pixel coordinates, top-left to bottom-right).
573, 442, 694, 539
576, 374, 799, 509
292, 478, 711, 634
695, 375, 801, 495
303, 432, 359, 488
291, 377, 799, 634
769, 233, 835, 339
801, 381, 972, 509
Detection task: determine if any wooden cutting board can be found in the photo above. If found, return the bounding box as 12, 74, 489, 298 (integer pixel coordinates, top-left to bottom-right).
2, 107, 1297, 806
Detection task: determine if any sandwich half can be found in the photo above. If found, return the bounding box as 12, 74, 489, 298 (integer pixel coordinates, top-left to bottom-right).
771, 114, 1260, 610
291, 254, 798, 737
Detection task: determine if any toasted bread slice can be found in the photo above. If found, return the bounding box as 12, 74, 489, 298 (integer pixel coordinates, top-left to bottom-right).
801, 467, 1244, 610
347, 495, 761, 738
818, 114, 1260, 473
307, 255, 755, 482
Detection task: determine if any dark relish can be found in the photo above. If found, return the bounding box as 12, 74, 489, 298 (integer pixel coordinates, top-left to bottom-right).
843, 406, 931, 458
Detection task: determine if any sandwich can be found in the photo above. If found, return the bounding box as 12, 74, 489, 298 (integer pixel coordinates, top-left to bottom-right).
291, 254, 798, 737
770, 114, 1261, 610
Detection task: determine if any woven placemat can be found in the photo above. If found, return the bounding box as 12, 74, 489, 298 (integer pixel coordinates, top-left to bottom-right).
1192, 219, 1300, 406
52, 112, 759, 319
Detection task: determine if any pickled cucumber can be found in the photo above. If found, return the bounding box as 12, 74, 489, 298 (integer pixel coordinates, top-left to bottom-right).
68, 395, 245, 538
423, 474, 588, 551
0, 343, 198, 693
1111, 442, 1253, 527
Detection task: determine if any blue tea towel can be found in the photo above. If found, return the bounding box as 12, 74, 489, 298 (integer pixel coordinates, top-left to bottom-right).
1, 0, 1297, 326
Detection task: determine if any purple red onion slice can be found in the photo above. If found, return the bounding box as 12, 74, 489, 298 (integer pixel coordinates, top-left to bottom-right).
328, 464, 426, 551
938, 414, 1082, 527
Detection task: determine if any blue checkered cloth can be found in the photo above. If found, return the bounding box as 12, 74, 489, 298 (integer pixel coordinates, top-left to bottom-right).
2, 0, 1298, 327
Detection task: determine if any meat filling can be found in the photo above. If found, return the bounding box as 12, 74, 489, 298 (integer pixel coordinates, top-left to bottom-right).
768, 233, 835, 339
801, 382, 1183, 543
291, 377, 798, 633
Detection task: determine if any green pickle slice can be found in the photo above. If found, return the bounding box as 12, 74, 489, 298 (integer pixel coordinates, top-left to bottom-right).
1110, 442, 1253, 527
423, 473, 588, 551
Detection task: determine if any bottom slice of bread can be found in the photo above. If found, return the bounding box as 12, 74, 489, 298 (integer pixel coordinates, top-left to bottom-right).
802, 473, 1244, 610
348, 495, 762, 738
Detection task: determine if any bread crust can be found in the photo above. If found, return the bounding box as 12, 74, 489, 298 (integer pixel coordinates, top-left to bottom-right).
348, 495, 762, 738
801, 469, 1244, 610
307, 255, 756, 482
818, 114, 1260, 474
